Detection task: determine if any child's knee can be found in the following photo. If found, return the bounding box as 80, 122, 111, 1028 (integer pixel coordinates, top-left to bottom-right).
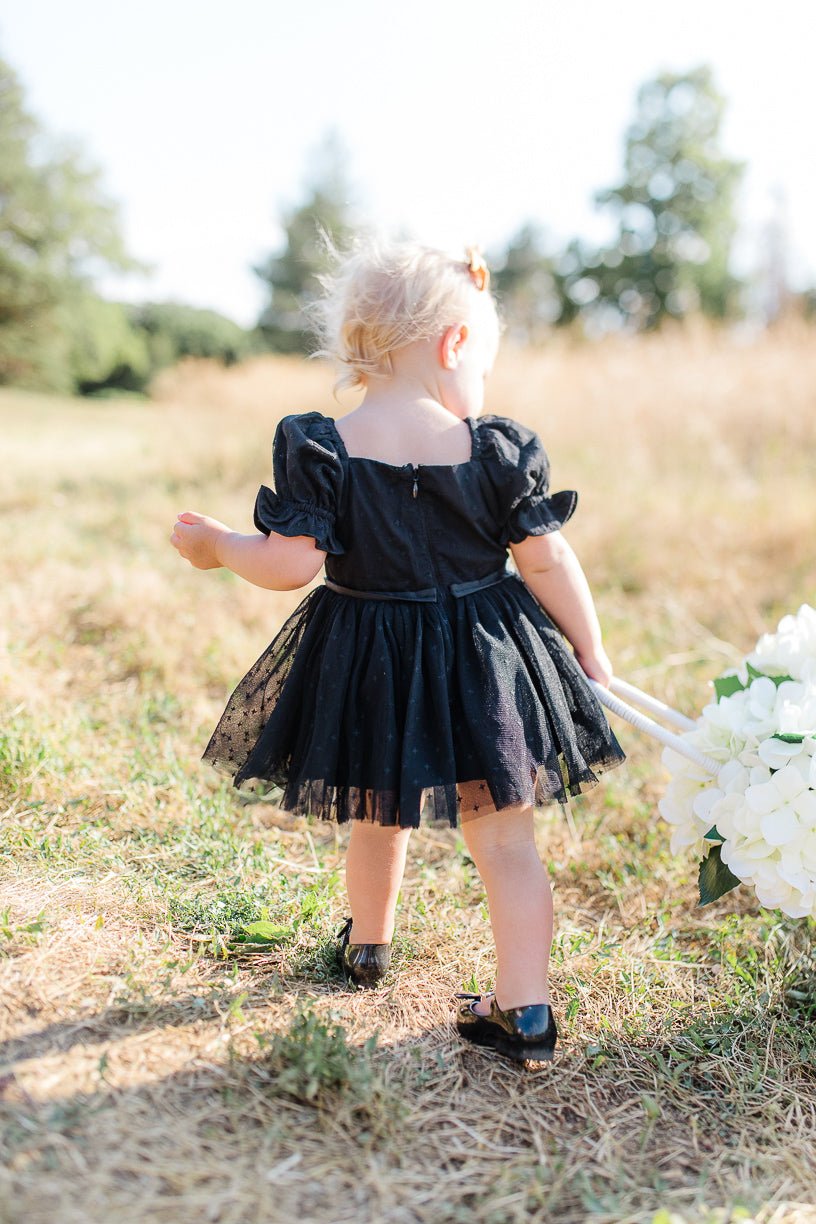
461, 802, 536, 858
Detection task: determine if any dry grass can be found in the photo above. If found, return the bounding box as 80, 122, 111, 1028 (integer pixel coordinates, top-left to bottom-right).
2, 322, 816, 1224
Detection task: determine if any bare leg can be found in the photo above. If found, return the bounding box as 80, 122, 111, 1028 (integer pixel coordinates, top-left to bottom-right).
460, 791, 553, 1013
345, 819, 413, 943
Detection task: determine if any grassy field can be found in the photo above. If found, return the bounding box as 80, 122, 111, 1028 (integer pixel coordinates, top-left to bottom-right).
2, 323, 816, 1224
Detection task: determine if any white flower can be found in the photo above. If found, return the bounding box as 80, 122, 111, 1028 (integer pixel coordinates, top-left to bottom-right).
658, 772, 717, 857
756, 738, 806, 770
658, 606, 816, 919
698, 748, 816, 918
747, 604, 816, 682
776, 684, 816, 736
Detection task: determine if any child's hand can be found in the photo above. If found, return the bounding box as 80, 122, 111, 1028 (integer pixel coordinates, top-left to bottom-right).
574, 646, 613, 688
170, 510, 230, 570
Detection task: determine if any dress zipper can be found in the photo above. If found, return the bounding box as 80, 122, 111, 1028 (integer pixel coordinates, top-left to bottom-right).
410, 463, 443, 588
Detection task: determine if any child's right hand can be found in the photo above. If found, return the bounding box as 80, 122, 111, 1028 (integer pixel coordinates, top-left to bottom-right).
574, 646, 613, 688
170, 510, 230, 570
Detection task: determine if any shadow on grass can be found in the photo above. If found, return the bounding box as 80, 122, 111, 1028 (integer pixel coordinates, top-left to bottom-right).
1, 969, 813, 1224
0, 928, 402, 1069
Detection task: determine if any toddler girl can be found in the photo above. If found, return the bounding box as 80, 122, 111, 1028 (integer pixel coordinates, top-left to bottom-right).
170, 239, 625, 1063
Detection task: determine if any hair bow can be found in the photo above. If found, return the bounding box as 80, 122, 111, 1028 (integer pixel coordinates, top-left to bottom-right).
464, 246, 490, 292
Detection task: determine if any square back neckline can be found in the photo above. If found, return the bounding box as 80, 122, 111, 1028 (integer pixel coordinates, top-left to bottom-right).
327, 413, 479, 470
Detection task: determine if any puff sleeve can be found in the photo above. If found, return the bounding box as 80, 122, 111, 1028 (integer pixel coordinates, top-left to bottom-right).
480, 415, 578, 547
253, 412, 346, 555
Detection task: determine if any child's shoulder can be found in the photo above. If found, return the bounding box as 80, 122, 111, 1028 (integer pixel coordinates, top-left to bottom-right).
273, 410, 547, 469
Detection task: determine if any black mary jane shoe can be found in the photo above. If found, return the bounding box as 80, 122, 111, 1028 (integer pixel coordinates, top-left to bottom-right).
455, 992, 558, 1062
336, 917, 392, 989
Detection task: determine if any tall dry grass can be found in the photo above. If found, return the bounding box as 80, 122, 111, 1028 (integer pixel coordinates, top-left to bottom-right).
2, 323, 816, 1224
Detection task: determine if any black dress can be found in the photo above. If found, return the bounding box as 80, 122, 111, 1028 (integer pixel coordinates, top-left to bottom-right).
202, 410, 625, 826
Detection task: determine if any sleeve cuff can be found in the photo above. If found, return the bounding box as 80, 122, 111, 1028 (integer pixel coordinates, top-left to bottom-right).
253, 485, 345, 556
506, 489, 578, 544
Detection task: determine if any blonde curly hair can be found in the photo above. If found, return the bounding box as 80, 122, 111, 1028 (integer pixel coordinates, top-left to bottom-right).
310, 236, 500, 395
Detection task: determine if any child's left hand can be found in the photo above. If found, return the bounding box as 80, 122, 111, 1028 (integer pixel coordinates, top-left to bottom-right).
574, 645, 614, 688
170, 510, 231, 570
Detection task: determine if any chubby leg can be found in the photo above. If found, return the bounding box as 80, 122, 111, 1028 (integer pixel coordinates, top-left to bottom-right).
460, 787, 553, 1013
345, 819, 413, 943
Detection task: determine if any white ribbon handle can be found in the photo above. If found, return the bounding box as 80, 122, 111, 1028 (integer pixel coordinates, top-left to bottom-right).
605, 676, 697, 732
588, 677, 719, 776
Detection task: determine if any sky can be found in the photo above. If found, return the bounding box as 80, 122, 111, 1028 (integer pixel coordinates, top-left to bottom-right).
2, 0, 814, 325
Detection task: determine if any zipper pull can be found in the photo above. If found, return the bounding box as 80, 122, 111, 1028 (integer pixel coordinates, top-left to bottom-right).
412, 465, 419, 498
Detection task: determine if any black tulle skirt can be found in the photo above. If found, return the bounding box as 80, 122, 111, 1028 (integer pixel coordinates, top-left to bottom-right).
202, 572, 625, 827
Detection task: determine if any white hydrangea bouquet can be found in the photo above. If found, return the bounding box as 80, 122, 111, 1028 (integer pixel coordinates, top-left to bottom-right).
590, 606, 816, 918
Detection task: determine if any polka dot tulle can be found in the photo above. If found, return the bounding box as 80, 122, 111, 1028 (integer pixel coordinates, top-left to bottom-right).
203, 575, 625, 827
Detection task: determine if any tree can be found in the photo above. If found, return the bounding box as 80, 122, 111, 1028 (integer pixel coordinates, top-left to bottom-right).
491, 224, 566, 343
254, 132, 358, 354
128, 302, 251, 368
580, 66, 745, 331
66, 295, 151, 395
0, 55, 140, 390
63, 300, 254, 396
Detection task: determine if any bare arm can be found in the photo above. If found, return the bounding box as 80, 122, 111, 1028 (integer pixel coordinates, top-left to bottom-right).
509, 530, 613, 685
170, 510, 326, 591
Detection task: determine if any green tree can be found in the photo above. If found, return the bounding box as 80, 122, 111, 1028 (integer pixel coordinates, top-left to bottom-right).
254, 132, 357, 354
62, 299, 251, 396
491, 223, 567, 342
0, 55, 140, 390
66, 295, 151, 395
582, 66, 745, 330
128, 302, 251, 369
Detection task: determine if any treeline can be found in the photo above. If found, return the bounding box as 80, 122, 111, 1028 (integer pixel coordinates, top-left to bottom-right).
1, 56, 812, 399
69, 300, 253, 397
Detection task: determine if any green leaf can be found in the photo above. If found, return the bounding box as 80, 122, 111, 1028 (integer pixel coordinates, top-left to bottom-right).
703, 825, 724, 842
745, 663, 794, 687
713, 666, 794, 702
300, 891, 320, 920
698, 845, 742, 906
235, 920, 291, 944
714, 674, 745, 700
773, 733, 806, 744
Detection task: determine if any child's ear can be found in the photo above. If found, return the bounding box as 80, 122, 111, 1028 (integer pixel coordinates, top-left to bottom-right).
440, 321, 469, 370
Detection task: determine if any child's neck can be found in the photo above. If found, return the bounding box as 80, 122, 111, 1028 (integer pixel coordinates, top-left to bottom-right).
354, 339, 459, 421
359, 381, 449, 419
337, 380, 470, 467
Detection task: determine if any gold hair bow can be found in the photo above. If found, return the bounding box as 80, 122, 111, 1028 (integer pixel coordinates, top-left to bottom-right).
465, 245, 490, 292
